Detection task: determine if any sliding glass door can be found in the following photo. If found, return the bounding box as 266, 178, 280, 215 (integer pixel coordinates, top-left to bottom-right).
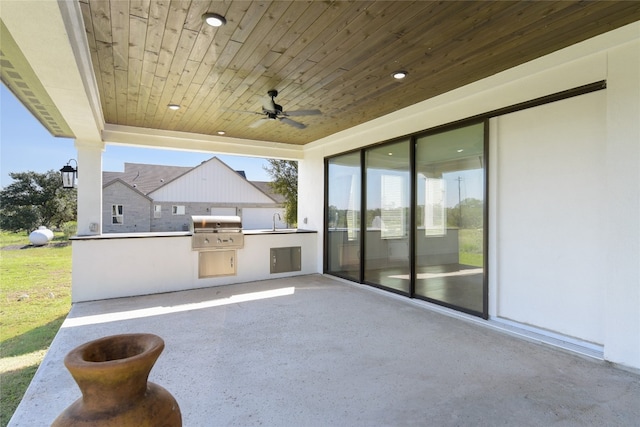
414, 123, 485, 314
325, 122, 486, 316
364, 139, 411, 294
326, 152, 361, 281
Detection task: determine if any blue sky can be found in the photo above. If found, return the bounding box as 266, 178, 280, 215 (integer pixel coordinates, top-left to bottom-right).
0, 84, 271, 188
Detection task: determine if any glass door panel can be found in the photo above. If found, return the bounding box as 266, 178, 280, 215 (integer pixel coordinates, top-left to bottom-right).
327, 152, 361, 281
364, 140, 411, 294
415, 123, 485, 314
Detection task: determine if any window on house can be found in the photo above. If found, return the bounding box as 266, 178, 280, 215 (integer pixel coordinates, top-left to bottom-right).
112, 205, 123, 224
154, 205, 162, 218
172, 205, 185, 215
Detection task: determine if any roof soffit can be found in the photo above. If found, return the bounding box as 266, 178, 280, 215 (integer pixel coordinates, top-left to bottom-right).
0, 0, 102, 142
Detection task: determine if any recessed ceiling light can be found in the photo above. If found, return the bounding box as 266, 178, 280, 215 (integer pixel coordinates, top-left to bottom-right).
168, 104, 180, 110
217, 131, 226, 135
388, 152, 393, 156
457, 149, 464, 153
202, 13, 226, 27
392, 70, 408, 80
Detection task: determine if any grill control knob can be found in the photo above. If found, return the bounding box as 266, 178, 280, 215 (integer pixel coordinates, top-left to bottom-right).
204, 238, 209, 244
217, 238, 222, 244
230, 237, 234, 243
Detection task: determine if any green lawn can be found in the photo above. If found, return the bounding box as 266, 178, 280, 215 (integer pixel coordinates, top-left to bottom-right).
0, 231, 72, 427
458, 228, 484, 267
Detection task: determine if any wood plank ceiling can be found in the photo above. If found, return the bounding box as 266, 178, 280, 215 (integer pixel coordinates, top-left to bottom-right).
79, 0, 640, 146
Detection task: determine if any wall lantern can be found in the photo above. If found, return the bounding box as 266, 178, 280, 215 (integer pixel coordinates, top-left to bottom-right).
60, 159, 78, 189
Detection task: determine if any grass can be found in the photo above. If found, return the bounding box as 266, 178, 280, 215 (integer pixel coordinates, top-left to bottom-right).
0, 230, 72, 427
458, 228, 484, 267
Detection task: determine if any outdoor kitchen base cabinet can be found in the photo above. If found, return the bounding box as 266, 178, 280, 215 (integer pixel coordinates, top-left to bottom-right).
199, 250, 236, 278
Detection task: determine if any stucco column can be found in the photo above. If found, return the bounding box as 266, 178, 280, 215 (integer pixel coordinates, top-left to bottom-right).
297, 156, 325, 274
75, 140, 105, 236
604, 39, 640, 369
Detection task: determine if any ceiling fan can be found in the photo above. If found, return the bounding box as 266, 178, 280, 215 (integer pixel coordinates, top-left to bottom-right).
248, 90, 321, 129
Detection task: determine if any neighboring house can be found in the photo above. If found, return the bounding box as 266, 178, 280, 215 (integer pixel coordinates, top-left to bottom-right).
102, 178, 153, 233
102, 157, 285, 233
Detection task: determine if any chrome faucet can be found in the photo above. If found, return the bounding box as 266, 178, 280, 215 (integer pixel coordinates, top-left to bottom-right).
273, 212, 281, 231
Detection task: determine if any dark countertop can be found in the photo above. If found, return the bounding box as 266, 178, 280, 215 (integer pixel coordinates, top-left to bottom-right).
70, 229, 317, 240
243, 229, 317, 235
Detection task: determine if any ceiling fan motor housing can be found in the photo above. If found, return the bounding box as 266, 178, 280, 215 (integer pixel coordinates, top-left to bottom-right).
251, 89, 320, 128
262, 89, 281, 118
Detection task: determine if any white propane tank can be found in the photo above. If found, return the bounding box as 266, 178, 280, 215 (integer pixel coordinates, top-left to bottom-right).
29, 226, 54, 246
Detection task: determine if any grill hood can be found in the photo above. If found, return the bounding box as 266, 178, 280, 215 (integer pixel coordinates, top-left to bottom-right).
190, 215, 242, 233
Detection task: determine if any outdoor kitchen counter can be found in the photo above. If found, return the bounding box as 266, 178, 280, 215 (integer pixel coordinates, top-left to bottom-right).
70, 231, 191, 240
69, 230, 318, 302
243, 229, 317, 235
70, 229, 316, 239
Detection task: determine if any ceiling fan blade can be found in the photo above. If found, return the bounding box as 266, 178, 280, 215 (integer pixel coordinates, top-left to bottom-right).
249, 118, 270, 128
279, 117, 306, 129
284, 109, 322, 117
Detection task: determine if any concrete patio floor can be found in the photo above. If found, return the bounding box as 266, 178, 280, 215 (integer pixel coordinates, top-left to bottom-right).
9, 274, 640, 426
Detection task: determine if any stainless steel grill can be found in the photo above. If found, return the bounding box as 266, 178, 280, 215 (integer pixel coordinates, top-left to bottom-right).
190, 215, 244, 250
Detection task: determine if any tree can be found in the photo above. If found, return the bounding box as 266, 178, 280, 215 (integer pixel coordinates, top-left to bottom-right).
0, 170, 77, 232
263, 160, 297, 227
447, 198, 483, 229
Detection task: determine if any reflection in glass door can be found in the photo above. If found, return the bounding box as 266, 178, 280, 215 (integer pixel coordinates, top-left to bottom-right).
326, 152, 361, 281
415, 123, 486, 314
364, 139, 411, 294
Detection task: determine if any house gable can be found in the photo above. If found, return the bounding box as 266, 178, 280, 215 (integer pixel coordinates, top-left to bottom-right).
148, 157, 276, 204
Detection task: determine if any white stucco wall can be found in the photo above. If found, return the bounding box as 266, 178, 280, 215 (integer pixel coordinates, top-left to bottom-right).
495, 91, 606, 344
299, 23, 640, 370
71, 232, 318, 302
602, 39, 640, 368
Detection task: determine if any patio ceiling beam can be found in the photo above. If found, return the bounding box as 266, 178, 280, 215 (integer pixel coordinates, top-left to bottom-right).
101, 124, 305, 161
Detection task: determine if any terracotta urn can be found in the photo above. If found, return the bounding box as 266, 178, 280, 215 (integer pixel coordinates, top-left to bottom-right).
51, 333, 182, 426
